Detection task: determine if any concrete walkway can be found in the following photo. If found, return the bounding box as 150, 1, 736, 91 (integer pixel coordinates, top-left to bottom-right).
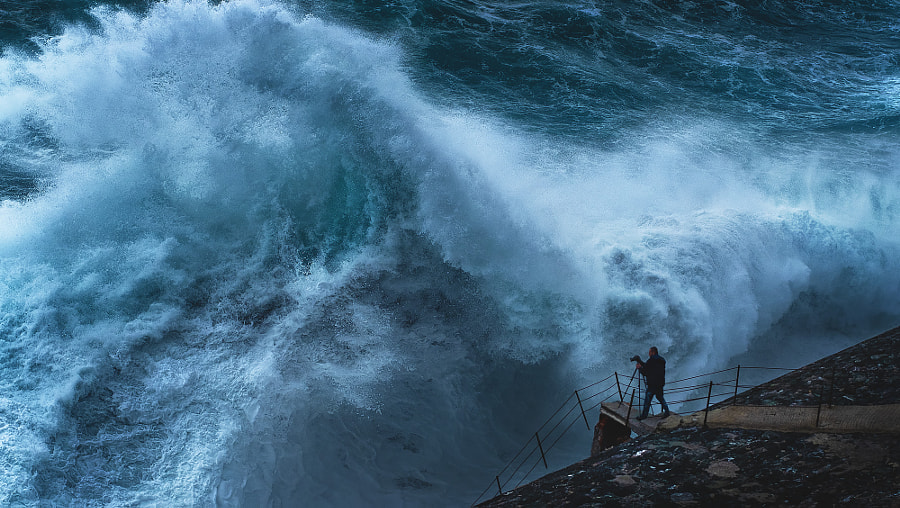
661, 403, 900, 434
601, 401, 900, 435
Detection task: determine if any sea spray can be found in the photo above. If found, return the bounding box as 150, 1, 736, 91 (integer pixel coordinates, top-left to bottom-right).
0, 0, 899, 506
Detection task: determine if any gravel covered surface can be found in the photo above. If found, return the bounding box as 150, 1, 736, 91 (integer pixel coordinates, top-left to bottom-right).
725, 327, 900, 408
479, 427, 900, 507
478, 327, 900, 507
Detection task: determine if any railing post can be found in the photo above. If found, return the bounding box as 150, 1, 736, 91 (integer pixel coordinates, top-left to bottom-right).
732, 365, 741, 405
625, 388, 635, 428
827, 362, 836, 407
535, 432, 548, 469
703, 381, 713, 427
817, 363, 835, 428
495, 475, 502, 496
816, 388, 824, 428
616, 372, 623, 401
575, 390, 590, 430
637, 376, 642, 414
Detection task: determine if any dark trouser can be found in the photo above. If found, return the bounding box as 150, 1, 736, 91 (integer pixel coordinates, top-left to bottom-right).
641, 385, 669, 418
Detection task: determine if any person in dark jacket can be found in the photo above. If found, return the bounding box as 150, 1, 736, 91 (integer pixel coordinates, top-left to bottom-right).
634, 346, 670, 420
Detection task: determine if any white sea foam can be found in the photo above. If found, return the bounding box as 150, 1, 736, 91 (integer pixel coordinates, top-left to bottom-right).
0, 0, 898, 506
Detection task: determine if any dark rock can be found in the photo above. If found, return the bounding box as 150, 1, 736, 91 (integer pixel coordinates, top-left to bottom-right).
725, 327, 900, 408
478, 327, 900, 507
591, 414, 631, 457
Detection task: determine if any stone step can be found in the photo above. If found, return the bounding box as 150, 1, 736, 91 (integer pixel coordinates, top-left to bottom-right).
600, 401, 673, 436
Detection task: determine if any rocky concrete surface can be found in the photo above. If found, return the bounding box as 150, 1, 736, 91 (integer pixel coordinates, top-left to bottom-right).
479, 427, 900, 507
725, 327, 900, 408
477, 326, 900, 507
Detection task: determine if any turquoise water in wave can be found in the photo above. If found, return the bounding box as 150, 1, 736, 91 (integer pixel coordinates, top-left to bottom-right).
1, 0, 899, 505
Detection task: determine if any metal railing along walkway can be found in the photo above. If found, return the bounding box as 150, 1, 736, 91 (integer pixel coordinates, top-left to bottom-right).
471, 364, 800, 506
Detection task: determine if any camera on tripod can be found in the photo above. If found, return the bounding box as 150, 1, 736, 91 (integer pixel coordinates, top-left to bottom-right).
630, 355, 641, 362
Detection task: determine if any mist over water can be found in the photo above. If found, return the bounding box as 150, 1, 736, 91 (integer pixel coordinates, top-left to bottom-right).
0, 0, 898, 505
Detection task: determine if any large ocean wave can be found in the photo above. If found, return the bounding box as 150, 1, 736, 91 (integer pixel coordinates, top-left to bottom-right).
1, 0, 898, 505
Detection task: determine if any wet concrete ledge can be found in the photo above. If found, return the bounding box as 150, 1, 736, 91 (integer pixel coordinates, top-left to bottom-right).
665, 403, 900, 434
477, 326, 900, 507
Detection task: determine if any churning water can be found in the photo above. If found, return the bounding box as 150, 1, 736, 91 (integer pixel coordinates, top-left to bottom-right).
1, 0, 898, 505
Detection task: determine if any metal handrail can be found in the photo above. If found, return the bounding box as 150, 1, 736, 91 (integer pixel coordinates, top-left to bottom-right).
471, 363, 805, 506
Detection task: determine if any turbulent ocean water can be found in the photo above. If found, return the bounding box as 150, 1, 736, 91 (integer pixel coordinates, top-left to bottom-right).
1, 0, 898, 505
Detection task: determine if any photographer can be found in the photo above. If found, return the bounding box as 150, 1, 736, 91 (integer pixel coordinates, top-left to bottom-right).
631, 347, 670, 420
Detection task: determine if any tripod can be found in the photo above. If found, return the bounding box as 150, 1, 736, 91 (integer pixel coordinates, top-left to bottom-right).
624, 365, 641, 410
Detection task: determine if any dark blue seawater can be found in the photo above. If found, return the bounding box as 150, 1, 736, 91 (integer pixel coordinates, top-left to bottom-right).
1, 0, 898, 505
